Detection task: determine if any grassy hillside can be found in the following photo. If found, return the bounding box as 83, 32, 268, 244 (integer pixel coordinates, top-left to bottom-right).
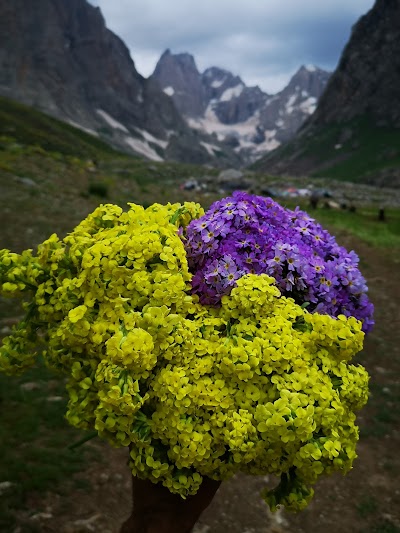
252, 115, 400, 186
0, 95, 122, 158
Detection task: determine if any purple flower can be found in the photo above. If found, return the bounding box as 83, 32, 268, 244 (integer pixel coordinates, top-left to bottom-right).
183, 192, 374, 333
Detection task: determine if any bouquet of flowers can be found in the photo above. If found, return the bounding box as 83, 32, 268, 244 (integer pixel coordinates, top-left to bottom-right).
0, 194, 372, 512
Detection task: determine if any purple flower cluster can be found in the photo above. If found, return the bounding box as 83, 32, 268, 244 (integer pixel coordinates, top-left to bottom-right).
184, 192, 374, 333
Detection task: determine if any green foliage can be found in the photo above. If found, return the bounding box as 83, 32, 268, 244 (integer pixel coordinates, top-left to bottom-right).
313, 207, 400, 249
253, 114, 400, 184
307, 116, 400, 182
88, 180, 109, 198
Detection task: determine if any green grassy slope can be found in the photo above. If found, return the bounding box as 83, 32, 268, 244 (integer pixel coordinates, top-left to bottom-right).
0, 96, 122, 158
252, 116, 400, 185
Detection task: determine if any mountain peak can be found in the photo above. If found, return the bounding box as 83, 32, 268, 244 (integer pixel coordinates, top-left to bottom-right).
151, 50, 204, 117
301, 64, 318, 73
282, 65, 331, 99
156, 50, 198, 73
293, 64, 329, 78
203, 66, 233, 79
202, 67, 244, 93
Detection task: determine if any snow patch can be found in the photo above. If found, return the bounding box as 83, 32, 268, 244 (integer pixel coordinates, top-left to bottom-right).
301, 90, 309, 98
220, 84, 244, 102
188, 105, 259, 139
134, 128, 168, 149
124, 137, 164, 162
305, 64, 316, 72
299, 96, 317, 114
211, 79, 225, 88
188, 106, 279, 160
235, 128, 280, 155
200, 141, 221, 156
275, 119, 284, 128
67, 120, 99, 137
285, 94, 297, 115
96, 109, 129, 133
263, 96, 278, 108
163, 86, 175, 96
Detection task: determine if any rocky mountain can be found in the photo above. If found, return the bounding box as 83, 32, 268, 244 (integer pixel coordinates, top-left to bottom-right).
310, 0, 400, 128
0, 0, 242, 166
151, 50, 330, 163
152, 50, 207, 118
252, 0, 400, 187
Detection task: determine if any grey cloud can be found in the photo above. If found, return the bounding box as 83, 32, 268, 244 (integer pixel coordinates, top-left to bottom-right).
89, 0, 375, 92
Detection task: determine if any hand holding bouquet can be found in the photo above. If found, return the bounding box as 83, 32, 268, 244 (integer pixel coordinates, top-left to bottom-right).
0, 193, 372, 516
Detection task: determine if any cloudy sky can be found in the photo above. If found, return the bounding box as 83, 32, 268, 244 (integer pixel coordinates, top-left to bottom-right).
88, 0, 374, 94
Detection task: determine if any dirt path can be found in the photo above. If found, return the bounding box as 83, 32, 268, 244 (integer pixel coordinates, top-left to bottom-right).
12, 234, 400, 533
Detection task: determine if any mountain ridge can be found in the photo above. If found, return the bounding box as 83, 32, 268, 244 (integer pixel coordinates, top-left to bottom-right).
0, 0, 242, 167
151, 51, 330, 163
0, 0, 336, 169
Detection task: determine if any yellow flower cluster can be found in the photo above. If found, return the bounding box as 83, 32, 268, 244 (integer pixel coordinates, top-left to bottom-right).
0, 202, 369, 512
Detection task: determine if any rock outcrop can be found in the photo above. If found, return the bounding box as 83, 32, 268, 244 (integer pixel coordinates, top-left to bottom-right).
309, 0, 400, 128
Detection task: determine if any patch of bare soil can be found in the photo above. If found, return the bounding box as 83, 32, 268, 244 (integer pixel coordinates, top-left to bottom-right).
12, 235, 400, 533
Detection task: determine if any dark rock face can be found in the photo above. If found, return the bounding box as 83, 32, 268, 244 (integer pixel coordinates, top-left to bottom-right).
151, 51, 330, 162
152, 50, 206, 117
212, 86, 268, 126
0, 0, 172, 135
0, 0, 242, 165
309, 0, 400, 127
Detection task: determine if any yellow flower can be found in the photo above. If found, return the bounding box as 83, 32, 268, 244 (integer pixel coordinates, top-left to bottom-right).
68, 305, 88, 323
